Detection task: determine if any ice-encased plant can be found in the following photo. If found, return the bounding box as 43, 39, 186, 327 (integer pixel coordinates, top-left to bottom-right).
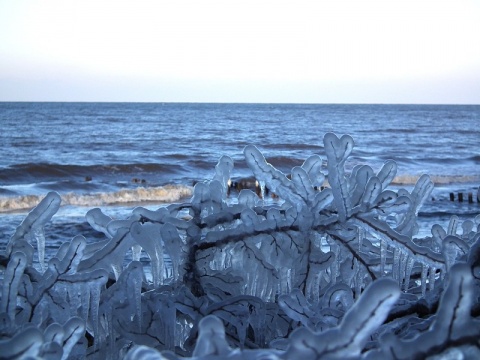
1, 132, 479, 359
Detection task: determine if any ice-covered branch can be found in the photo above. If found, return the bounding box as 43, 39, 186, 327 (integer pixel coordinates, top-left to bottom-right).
6, 191, 61, 269
1, 133, 479, 359
380, 263, 479, 359
324, 133, 354, 222
284, 278, 400, 359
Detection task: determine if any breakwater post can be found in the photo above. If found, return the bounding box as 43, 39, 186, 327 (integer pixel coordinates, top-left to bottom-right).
449, 189, 480, 204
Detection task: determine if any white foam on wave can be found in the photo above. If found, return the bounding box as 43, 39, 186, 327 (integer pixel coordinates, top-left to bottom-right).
0, 184, 193, 213
1, 174, 477, 213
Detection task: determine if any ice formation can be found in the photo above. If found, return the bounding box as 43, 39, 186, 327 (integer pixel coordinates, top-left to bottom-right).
1, 133, 479, 359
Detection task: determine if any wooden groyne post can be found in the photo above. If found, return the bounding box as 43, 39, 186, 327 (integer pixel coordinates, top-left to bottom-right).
449, 188, 480, 204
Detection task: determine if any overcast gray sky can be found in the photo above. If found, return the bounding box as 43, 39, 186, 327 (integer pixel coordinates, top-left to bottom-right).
1, 0, 479, 103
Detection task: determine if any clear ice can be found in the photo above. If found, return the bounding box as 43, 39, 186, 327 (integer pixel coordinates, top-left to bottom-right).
1, 133, 479, 359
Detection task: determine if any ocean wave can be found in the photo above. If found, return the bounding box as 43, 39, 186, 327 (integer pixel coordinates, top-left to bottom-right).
265, 156, 306, 169
381, 128, 417, 134
0, 184, 193, 213
262, 143, 324, 151
392, 174, 480, 185
469, 155, 480, 163
0, 162, 182, 184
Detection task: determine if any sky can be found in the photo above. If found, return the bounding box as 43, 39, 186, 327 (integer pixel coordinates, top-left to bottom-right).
0, 0, 479, 104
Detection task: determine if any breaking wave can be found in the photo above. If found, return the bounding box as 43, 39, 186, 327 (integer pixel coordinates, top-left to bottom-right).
0, 184, 193, 213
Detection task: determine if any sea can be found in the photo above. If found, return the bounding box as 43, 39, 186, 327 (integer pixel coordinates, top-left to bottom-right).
1, 102, 479, 258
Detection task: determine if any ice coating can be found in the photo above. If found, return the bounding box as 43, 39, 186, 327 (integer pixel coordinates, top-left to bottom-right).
381, 264, 479, 359
324, 132, 354, 222
0, 133, 479, 359
61, 317, 86, 360
6, 191, 61, 269
1, 251, 27, 322
301, 154, 325, 188
0, 327, 44, 359
213, 155, 234, 198
130, 222, 164, 287
86, 208, 114, 238
192, 315, 230, 357
284, 278, 400, 359
244, 144, 305, 210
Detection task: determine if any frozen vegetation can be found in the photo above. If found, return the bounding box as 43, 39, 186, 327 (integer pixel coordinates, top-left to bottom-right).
1, 133, 479, 359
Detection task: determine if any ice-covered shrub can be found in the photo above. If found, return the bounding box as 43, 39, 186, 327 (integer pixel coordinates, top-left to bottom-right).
1, 133, 479, 359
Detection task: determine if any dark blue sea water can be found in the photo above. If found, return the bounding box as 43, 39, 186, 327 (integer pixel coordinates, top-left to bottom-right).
1, 102, 479, 242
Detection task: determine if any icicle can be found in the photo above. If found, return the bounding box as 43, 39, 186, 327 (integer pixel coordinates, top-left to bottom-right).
305, 269, 321, 302
111, 263, 122, 281
130, 222, 164, 287
123, 261, 144, 332
258, 180, 266, 201
392, 247, 401, 281
428, 266, 436, 291
33, 226, 46, 271
461, 220, 474, 239
79, 282, 90, 323
131, 244, 142, 261
380, 240, 387, 275
161, 223, 183, 282
67, 282, 81, 316
106, 310, 115, 356
357, 227, 365, 252
90, 282, 102, 350
404, 256, 415, 291
354, 260, 365, 298
133, 275, 143, 333
278, 267, 292, 295
421, 264, 429, 297
399, 251, 407, 289
330, 247, 339, 284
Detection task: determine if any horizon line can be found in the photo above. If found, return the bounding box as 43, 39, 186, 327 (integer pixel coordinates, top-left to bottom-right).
1, 100, 479, 106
